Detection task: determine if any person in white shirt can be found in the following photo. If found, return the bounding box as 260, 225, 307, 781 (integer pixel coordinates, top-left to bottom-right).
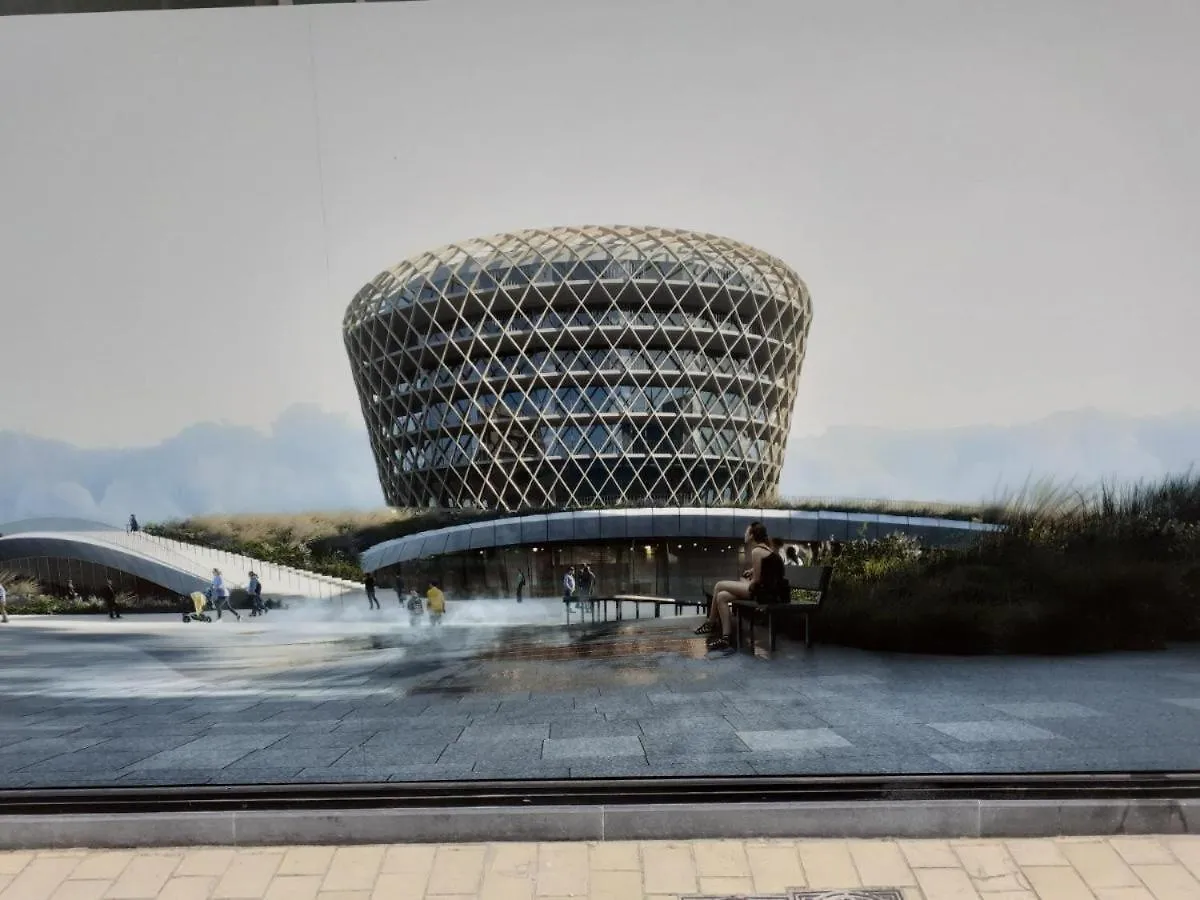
0, 581, 8, 623
562, 567, 577, 609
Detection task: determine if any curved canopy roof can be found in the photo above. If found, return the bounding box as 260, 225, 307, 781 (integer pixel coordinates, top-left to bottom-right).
361, 506, 1000, 572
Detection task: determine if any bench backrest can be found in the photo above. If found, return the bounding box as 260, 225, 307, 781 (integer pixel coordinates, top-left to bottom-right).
787, 565, 833, 606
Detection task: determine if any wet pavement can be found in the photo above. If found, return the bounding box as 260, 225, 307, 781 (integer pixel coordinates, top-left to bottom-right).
1, 601, 1200, 787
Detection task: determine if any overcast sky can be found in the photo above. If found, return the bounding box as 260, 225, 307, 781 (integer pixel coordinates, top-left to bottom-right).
1, 0, 1198, 450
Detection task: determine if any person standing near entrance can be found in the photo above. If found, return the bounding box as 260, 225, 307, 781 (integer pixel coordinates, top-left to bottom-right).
364, 572, 380, 610
0, 580, 8, 624
102, 579, 121, 620
562, 566, 577, 610
426, 580, 446, 625
515, 570, 526, 603
577, 564, 595, 613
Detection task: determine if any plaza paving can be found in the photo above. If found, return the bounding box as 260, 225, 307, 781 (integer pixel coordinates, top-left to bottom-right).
1, 601, 1200, 788
4, 836, 1200, 899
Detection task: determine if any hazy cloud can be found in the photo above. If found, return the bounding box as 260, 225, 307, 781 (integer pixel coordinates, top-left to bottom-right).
0, 405, 384, 526
2, 405, 1199, 527
780, 408, 1200, 503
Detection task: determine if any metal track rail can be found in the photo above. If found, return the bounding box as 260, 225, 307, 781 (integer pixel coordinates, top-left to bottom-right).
3, 772, 1200, 817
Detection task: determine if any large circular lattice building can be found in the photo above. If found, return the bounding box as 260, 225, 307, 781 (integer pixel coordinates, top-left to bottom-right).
343, 226, 812, 511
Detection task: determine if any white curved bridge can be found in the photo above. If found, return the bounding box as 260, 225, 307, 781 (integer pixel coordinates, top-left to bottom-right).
0, 518, 362, 600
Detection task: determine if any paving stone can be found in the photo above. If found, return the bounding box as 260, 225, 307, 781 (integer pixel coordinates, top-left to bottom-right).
209, 768, 302, 785
468, 762, 572, 779
18, 751, 157, 774
749, 753, 950, 776
362, 726, 465, 746
928, 720, 1061, 743
989, 701, 1106, 719
117, 769, 215, 786
542, 736, 644, 760
737, 728, 854, 753
640, 732, 751, 756
455, 723, 552, 744
548, 718, 641, 739
386, 764, 477, 781
226, 747, 349, 769
352, 743, 450, 767
437, 738, 547, 765
639, 716, 735, 736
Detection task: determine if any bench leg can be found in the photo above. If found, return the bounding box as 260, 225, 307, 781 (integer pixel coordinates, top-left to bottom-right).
805, 613, 811, 649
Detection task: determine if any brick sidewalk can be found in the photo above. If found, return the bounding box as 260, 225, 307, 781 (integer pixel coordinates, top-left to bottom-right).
2, 836, 1200, 899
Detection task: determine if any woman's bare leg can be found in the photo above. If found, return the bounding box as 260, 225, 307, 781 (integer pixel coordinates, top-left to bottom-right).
706, 580, 739, 623
712, 581, 751, 637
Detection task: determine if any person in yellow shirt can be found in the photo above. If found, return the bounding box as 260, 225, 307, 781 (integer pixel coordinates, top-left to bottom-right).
425, 581, 446, 625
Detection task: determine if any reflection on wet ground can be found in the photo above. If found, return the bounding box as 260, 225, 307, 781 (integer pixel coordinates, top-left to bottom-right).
477, 624, 710, 663
390, 618, 714, 694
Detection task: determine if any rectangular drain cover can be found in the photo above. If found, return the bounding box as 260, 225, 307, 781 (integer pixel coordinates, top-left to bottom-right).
684, 892, 904, 900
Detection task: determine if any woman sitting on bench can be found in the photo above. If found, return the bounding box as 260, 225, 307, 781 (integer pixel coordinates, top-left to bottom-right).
698, 521, 783, 652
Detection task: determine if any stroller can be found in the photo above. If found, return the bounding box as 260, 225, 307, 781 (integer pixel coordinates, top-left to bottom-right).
182, 591, 212, 623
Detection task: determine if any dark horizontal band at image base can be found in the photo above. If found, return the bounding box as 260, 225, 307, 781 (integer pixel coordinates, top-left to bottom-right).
2, 773, 1200, 848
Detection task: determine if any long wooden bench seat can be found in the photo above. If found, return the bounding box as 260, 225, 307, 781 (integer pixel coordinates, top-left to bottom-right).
564, 594, 707, 624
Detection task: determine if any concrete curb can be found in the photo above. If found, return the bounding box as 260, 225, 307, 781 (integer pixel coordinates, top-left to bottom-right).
1, 799, 1197, 849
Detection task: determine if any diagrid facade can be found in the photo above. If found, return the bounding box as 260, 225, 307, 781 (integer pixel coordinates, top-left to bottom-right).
343, 226, 812, 511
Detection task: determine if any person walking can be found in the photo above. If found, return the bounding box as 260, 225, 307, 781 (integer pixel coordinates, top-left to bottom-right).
102, 579, 121, 619
394, 579, 406, 607
128, 514, 139, 533
405, 590, 425, 627
514, 570, 526, 604
365, 573, 380, 610
247, 571, 266, 617
426, 580, 446, 626
210, 568, 240, 621
0, 580, 8, 624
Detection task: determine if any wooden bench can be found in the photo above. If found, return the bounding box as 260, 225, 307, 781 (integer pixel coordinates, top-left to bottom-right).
730, 565, 834, 652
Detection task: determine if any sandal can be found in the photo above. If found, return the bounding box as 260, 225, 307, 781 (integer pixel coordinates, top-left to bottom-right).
695, 621, 717, 635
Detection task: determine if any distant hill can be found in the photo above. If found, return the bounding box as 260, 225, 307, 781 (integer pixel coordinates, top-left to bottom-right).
2, 404, 1198, 524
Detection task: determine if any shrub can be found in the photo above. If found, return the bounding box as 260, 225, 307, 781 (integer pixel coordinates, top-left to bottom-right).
798, 470, 1200, 654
